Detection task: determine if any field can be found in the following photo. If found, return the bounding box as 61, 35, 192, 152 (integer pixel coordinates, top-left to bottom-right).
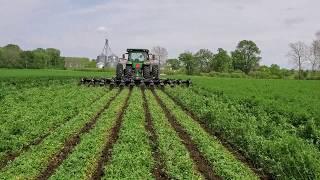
0, 69, 113, 80
0, 69, 320, 179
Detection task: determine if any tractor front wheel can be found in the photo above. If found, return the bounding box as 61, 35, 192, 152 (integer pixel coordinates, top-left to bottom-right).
116, 64, 123, 80
143, 65, 151, 79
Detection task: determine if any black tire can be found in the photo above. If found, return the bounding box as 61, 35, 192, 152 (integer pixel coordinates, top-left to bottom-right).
152, 65, 160, 79
125, 65, 133, 79
143, 65, 151, 79
116, 64, 123, 80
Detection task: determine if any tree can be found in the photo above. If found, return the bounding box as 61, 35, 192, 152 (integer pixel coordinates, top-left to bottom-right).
166, 58, 181, 70
32, 48, 49, 68
231, 40, 261, 74
21, 51, 34, 68
212, 48, 232, 72
288, 41, 308, 80
179, 52, 197, 75
309, 40, 320, 72
151, 46, 168, 66
1, 44, 23, 68
194, 49, 213, 72
269, 64, 281, 76
0, 44, 65, 69
46, 48, 61, 68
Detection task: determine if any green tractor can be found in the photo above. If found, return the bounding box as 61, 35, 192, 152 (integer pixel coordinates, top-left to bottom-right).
116, 49, 159, 80
80, 48, 191, 88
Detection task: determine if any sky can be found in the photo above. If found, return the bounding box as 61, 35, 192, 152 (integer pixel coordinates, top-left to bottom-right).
0, 0, 319, 68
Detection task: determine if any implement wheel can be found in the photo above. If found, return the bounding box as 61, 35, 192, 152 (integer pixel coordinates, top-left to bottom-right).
116, 64, 123, 80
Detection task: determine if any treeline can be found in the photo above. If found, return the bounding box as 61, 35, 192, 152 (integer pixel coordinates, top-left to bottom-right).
0, 44, 65, 69
166, 40, 319, 79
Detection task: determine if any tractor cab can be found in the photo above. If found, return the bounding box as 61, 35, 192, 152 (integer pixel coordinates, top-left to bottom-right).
117, 49, 158, 80
127, 49, 149, 62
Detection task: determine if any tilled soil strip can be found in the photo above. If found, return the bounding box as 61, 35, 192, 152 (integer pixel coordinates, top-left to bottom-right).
152, 90, 222, 180
90, 88, 132, 180
36, 90, 122, 180
163, 90, 273, 180
141, 89, 170, 180
0, 93, 104, 170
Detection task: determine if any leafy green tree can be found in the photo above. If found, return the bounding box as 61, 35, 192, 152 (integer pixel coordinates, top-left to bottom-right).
258, 65, 270, 73
270, 64, 281, 76
0, 44, 65, 69
231, 40, 261, 74
32, 48, 49, 68
212, 48, 232, 72
1, 44, 23, 68
21, 51, 34, 68
167, 58, 181, 70
46, 48, 61, 68
194, 49, 213, 72
179, 52, 197, 75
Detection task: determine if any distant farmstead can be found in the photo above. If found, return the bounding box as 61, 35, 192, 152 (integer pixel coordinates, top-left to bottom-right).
96, 54, 118, 69
96, 39, 118, 69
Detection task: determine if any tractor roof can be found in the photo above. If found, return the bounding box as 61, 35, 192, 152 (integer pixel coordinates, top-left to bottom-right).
127, 49, 149, 53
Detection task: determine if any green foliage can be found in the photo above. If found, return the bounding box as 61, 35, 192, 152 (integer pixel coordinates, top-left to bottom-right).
212, 48, 232, 72
0, 44, 23, 68
0, 44, 65, 69
64, 57, 96, 69
166, 87, 320, 179
50, 90, 128, 179
145, 91, 201, 179
166, 58, 181, 70
103, 89, 154, 179
0, 69, 113, 80
158, 91, 258, 179
269, 64, 280, 75
231, 40, 261, 74
187, 76, 320, 131
0, 84, 106, 162
179, 52, 198, 75
194, 49, 213, 73
0, 89, 117, 179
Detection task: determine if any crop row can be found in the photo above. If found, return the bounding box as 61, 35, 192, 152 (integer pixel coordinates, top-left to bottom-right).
0, 84, 108, 167
191, 77, 320, 148
156, 90, 258, 179
145, 90, 202, 179
50, 89, 129, 179
0, 86, 277, 179
102, 88, 154, 179
0, 89, 118, 179
165, 87, 320, 179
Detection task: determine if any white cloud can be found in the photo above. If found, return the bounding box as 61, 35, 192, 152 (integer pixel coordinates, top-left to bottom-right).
96, 26, 111, 34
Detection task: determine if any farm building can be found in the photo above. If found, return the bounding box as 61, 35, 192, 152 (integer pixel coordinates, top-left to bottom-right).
96, 54, 118, 69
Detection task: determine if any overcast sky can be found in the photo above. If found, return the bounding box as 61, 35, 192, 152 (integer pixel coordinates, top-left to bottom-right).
0, 0, 319, 68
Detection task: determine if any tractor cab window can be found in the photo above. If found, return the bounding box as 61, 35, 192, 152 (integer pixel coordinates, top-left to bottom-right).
129, 52, 147, 62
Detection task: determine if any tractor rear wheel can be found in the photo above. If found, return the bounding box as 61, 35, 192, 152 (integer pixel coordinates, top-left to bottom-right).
152, 65, 160, 79
116, 64, 123, 80
143, 65, 151, 79
125, 65, 133, 79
